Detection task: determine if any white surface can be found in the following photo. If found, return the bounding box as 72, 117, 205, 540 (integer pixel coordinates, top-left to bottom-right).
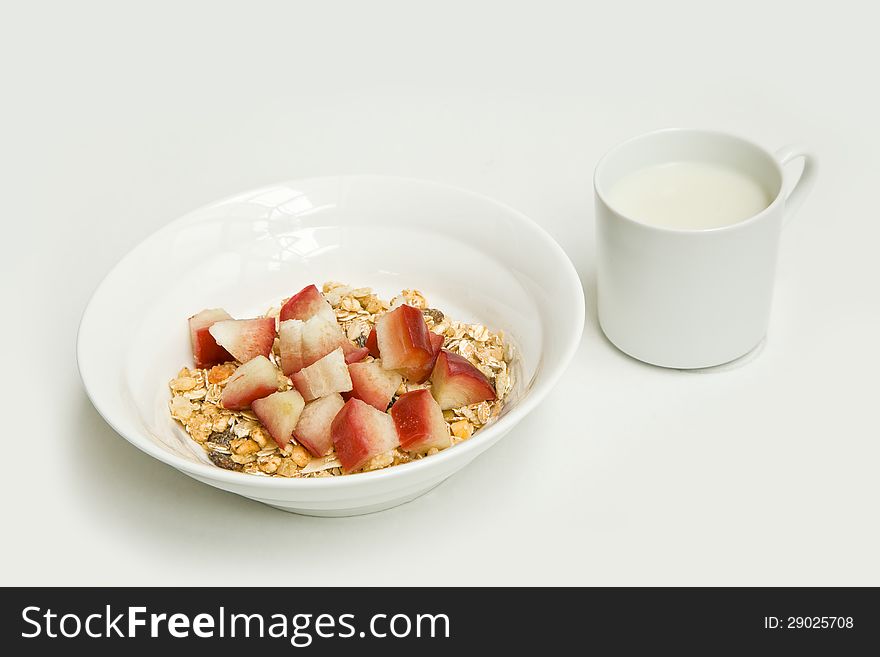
595, 129, 815, 368
76, 176, 582, 515
2, 0, 878, 585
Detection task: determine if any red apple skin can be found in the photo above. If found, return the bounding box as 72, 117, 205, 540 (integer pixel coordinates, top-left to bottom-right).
390, 389, 451, 453
209, 317, 276, 364
396, 331, 444, 383
344, 346, 370, 364
430, 350, 496, 410
430, 331, 444, 352
365, 327, 380, 357
280, 284, 335, 323
279, 316, 355, 375
331, 398, 399, 473
348, 359, 403, 411
188, 308, 233, 368
251, 389, 306, 449
220, 355, 280, 410
375, 304, 434, 372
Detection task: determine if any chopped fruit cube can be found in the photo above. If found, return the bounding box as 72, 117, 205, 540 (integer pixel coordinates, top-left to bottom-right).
375, 304, 434, 375
396, 331, 444, 383
331, 398, 400, 473
340, 340, 360, 357
299, 316, 348, 361
279, 319, 305, 374
430, 350, 496, 410
344, 346, 370, 364
208, 317, 276, 364
291, 348, 353, 402
294, 393, 345, 457
220, 355, 280, 410
251, 389, 306, 449
280, 284, 336, 323
188, 308, 233, 368
390, 389, 451, 453
348, 359, 403, 411
365, 327, 380, 357
279, 316, 355, 375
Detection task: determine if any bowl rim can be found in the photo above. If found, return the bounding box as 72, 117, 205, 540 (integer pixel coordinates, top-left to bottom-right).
77, 174, 585, 489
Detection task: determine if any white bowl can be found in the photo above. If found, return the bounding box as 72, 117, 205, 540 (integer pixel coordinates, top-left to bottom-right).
77, 176, 584, 516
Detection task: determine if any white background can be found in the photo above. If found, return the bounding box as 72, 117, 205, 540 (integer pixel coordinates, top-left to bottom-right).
2, 1, 878, 585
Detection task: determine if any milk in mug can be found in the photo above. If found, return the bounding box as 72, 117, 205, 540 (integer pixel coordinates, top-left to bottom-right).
607, 161, 771, 230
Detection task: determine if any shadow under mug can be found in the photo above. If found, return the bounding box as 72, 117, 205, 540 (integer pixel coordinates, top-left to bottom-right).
594, 128, 817, 369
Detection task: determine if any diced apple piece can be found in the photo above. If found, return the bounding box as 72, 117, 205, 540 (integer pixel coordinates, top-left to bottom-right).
365, 327, 380, 357
390, 389, 451, 453
220, 355, 280, 410
279, 284, 336, 323
348, 359, 403, 411
301, 315, 359, 361
293, 393, 345, 457
331, 398, 400, 473
279, 319, 305, 375
430, 331, 444, 351
279, 316, 355, 375
396, 331, 444, 383
188, 308, 233, 368
251, 389, 305, 449
430, 350, 496, 410
375, 305, 434, 376
208, 317, 276, 363
344, 346, 370, 364
291, 347, 353, 402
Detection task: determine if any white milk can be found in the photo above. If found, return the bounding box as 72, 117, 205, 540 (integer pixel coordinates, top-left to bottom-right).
607, 161, 771, 230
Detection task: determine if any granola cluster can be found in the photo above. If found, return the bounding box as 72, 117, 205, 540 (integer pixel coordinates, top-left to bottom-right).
169, 283, 514, 477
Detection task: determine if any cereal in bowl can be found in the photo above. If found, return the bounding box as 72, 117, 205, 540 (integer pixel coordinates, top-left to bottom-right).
168, 283, 514, 478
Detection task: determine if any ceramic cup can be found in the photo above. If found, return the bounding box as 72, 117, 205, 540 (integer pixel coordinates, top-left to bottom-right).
594, 128, 817, 369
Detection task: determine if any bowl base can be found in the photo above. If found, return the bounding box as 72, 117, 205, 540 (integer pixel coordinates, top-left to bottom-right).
257, 481, 446, 517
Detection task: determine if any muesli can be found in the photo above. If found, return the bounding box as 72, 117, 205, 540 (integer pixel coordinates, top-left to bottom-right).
169, 283, 514, 477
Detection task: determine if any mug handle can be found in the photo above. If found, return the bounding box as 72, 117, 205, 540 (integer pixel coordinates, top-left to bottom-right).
775, 145, 818, 225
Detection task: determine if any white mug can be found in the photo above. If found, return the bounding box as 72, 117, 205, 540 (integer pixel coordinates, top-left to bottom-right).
594, 128, 817, 369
